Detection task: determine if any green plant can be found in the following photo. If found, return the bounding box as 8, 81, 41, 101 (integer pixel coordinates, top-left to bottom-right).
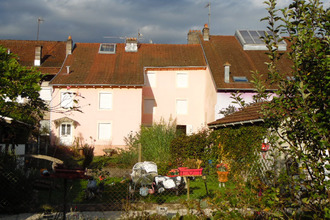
82, 143, 94, 169
125, 118, 177, 163
253, 0, 330, 218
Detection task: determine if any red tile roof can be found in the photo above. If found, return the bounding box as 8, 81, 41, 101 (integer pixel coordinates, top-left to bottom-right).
208, 102, 264, 127
201, 35, 292, 90
50, 43, 206, 86
0, 40, 67, 75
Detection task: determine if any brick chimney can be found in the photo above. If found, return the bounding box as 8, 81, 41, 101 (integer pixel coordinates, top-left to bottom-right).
34, 45, 42, 66
187, 30, 201, 44
224, 62, 231, 83
202, 24, 209, 41
125, 38, 138, 52
66, 36, 73, 55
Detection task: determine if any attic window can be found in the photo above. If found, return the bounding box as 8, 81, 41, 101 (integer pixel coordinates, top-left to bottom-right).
233, 76, 248, 82
99, 43, 116, 54
235, 30, 286, 51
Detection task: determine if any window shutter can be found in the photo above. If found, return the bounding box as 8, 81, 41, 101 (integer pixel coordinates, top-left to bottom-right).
176, 100, 188, 115
98, 123, 111, 140
177, 73, 188, 88
99, 93, 112, 109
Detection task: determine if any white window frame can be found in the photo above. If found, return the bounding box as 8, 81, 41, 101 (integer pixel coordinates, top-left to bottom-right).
99, 92, 113, 110
144, 99, 156, 114
176, 72, 188, 88
60, 123, 72, 136
61, 92, 74, 109
40, 87, 52, 101
98, 123, 112, 140
146, 72, 156, 87
176, 99, 188, 115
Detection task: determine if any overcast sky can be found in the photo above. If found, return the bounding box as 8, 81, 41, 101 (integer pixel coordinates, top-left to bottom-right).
0, 0, 327, 44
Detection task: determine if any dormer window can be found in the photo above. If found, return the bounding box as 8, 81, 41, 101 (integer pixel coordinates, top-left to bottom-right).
99, 43, 116, 54
233, 76, 248, 82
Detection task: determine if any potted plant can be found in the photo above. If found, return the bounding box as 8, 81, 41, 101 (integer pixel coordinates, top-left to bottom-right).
216, 163, 229, 184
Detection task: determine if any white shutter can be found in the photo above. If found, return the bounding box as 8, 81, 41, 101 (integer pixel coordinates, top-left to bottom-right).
176, 99, 188, 115
186, 125, 193, 135
40, 88, 52, 101
98, 123, 111, 140
99, 93, 112, 109
146, 72, 156, 87
177, 72, 188, 88
61, 92, 73, 108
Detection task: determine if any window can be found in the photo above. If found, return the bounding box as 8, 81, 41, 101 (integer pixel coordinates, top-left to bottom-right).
40, 88, 51, 101
61, 92, 74, 109
177, 72, 188, 88
60, 123, 71, 136
98, 123, 111, 140
99, 92, 112, 109
99, 43, 116, 54
146, 72, 156, 87
144, 99, 155, 114
176, 99, 188, 115
233, 76, 248, 82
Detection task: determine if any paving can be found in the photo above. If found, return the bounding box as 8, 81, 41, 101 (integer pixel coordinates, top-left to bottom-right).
0, 208, 214, 219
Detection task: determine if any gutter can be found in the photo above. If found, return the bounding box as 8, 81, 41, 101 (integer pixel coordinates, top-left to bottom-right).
51, 83, 145, 87
217, 88, 277, 92
208, 118, 264, 129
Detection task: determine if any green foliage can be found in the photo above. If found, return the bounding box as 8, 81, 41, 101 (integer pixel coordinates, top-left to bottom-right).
170, 129, 212, 167
124, 118, 177, 164
0, 46, 46, 124
255, 0, 330, 217
0, 151, 38, 213
82, 144, 94, 169
210, 126, 267, 178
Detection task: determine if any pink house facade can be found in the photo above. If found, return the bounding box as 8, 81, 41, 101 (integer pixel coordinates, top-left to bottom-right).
49, 38, 216, 155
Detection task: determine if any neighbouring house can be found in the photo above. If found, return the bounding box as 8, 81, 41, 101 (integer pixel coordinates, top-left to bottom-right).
0, 38, 69, 153
188, 24, 292, 119
49, 38, 217, 155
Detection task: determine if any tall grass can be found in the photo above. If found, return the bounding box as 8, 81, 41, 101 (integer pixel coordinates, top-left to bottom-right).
124, 118, 177, 164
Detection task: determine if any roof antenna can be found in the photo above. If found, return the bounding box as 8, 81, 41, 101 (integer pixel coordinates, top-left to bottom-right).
36, 17, 44, 41
204, 2, 211, 29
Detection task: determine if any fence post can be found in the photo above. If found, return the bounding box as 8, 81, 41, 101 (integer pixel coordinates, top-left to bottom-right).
138, 143, 142, 162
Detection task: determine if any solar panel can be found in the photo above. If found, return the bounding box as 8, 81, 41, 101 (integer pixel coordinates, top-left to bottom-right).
235, 30, 287, 50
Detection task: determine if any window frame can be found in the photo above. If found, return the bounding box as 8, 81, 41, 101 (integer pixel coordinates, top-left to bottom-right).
176, 99, 188, 115
60, 123, 72, 136
61, 91, 74, 109
98, 122, 112, 140
146, 72, 156, 87
176, 72, 188, 88
99, 92, 113, 110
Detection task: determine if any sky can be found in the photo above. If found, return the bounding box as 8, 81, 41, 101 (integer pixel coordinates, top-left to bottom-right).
0, 0, 328, 44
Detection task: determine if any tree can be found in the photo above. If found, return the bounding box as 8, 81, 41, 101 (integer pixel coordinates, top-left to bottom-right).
0, 46, 47, 144
256, 0, 329, 218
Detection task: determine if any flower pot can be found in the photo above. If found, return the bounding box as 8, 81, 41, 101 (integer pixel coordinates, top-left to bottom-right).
217, 171, 229, 182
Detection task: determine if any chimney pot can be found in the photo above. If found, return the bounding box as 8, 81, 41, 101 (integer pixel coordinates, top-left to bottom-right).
203, 24, 210, 41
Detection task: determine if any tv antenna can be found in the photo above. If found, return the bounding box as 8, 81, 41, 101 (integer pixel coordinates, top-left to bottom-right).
204, 2, 211, 28
36, 17, 44, 40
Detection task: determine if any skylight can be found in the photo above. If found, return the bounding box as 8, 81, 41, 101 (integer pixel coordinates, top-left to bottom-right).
99, 43, 116, 54
235, 30, 286, 51
233, 76, 248, 82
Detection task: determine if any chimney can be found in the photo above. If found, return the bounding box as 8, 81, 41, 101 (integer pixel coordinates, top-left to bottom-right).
66, 66, 70, 74
202, 24, 209, 41
66, 36, 73, 55
34, 45, 42, 66
187, 30, 201, 44
125, 38, 138, 52
224, 62, 231, 83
